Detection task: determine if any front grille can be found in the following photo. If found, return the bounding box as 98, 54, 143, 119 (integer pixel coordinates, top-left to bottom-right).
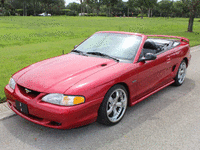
17, 84, 40, 99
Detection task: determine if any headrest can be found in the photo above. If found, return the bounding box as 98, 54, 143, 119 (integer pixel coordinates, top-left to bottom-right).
144, 41, 157, 50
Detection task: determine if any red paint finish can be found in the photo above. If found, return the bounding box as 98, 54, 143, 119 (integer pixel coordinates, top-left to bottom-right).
4, 32, 191, 129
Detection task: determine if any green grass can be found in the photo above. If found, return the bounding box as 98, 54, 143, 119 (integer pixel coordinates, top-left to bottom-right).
0, 16, 200, 103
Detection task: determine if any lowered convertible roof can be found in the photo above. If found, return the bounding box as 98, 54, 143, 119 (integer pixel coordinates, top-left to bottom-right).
96, 31, 145, 37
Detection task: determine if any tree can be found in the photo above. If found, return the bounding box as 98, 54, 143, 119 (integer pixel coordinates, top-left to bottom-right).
134, 0, 147, 18
6, 0, 65, 16
41, 0, 55, 13
127, 0, 134, 17
182, 0, 200, 32
86, 0, 104, 16
144, 0, 157, 17
172, 1, 187, 17
80, 0, 83, 14
66, 2, 80, 15
113, 0, 127, 16
157, 0, 173, 17
1, 0, 5, 7
0, 0, 5, 15
1, 0, 16, 15
103, 0, 119, 16
86, 0, 96, 15
66, 2, 80, 11
134, 0, 158, 18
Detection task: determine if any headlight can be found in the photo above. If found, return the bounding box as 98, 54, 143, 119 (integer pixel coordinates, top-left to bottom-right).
9, 78, 16, 90
41, 93, 85, 106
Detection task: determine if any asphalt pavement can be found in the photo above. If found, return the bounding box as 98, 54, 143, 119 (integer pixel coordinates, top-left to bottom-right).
0, 45, 200, 150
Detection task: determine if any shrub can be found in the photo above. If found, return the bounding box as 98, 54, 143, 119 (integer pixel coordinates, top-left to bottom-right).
61, 9, 70, 15
98, 13, 106, 17
66, 11, 78, 16
16, 9, 23, 16
137, 14, 147, 17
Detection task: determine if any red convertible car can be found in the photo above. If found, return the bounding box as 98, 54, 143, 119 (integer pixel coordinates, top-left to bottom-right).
4, 31, 191, 129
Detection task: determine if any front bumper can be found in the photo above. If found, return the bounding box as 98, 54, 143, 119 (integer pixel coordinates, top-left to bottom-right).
4, 84, 102, 129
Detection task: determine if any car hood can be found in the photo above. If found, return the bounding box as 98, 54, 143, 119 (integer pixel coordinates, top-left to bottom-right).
14, 53, 117, 93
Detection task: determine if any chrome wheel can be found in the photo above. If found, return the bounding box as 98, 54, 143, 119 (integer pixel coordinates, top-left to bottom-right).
106, 89, 127, 123
174, 60, 187, 86
177, 61, 186, 84
97, 85, 128, 125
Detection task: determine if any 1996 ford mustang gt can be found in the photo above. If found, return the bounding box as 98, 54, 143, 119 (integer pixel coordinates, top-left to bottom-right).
4, 31, 191, 129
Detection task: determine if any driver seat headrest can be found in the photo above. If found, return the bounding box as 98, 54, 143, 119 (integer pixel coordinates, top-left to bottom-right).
144, 41, 157, 50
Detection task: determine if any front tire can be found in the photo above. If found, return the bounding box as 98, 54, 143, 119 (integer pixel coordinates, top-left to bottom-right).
97, 84, 128, 126
174, 60, 187, 86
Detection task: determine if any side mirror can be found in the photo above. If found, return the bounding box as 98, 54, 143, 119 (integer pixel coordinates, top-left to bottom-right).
74, 45, 78, 49
139, 53, 157, 62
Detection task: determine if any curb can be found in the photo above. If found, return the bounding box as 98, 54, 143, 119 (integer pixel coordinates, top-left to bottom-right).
0, 102, 16, 121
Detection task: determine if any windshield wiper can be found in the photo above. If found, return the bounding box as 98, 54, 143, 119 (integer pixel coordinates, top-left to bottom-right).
87, 52, 119, 62
71, 50, 87, 56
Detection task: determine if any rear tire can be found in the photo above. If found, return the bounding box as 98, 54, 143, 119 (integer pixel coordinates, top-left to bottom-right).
174, 60, 187, 86
97, 85, 128, 126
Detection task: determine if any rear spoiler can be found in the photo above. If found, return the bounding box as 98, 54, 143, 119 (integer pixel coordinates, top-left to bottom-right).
147, 35, 189, 44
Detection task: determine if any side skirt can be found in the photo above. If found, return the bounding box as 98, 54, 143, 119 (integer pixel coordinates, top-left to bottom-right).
130, 80, 175, 106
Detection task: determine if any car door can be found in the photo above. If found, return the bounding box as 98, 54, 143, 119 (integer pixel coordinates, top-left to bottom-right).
157, 47, 178, 82
133, 50, 174, 102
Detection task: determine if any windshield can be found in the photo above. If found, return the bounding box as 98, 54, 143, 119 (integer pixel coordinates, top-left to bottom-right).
74, 33, 142, 60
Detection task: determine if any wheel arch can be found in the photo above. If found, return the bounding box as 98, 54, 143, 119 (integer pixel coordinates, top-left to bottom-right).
98, 82, 130, 108
97, 82, 130, 125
